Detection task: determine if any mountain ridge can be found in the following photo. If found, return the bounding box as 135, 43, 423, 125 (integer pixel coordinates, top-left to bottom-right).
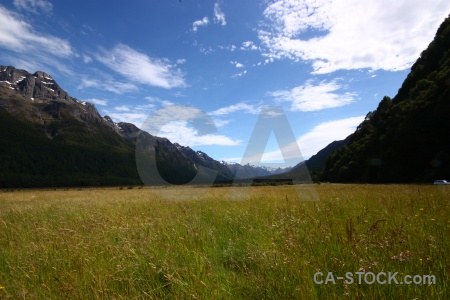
0, 65, 293, 187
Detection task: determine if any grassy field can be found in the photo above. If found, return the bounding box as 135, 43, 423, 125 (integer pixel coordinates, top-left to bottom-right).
0, 184, 449, 299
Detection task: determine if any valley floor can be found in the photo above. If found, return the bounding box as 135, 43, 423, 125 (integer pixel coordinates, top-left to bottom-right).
0, 184, 449, 299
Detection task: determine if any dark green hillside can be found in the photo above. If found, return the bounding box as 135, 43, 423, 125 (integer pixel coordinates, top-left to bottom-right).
0, 65, 238, 187
0, 107, 141, 187
323, 15, 450, 183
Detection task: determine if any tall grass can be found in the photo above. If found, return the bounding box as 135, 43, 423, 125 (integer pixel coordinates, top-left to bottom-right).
0, 184, 449, 299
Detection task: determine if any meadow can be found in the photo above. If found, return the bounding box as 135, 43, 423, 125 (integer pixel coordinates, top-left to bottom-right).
0, 184, 449, 299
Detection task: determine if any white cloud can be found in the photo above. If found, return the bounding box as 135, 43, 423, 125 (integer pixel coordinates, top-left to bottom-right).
212, 118, 231, 128
256, 116, 364, 162
3, 52, 74, 77
192, 17, 210, 32
96, 44, 185, 89
82, 54, 92, 64
297, 116, 365, 158
131, 105, 240, 146
210, 103, 260, 116
232, 70, 247, 78
114, 105, 131, 112
87, 98, 107, 106
145, 96, 173, 106
103, 103, 159, 127
158, 120, 240, 147
259, 0, 450, 73
0, 6, 72, 57
176, 58, 187, 64
78, 77, 138, 94
214, 3, 227, 26
270, 79, 356, 111
13, 0, 52, 14
105, 112, 149, 127
230, 61, 244, 68
260, 148, 289, 163
141, 105, 208, 135
241, 41, 258, 51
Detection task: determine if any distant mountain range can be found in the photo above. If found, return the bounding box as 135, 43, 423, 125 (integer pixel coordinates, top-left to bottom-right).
0, 66, 294, 187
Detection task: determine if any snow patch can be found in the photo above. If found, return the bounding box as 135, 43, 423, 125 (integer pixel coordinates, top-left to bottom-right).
15, 76, 25, 83
196, 151, 205, 159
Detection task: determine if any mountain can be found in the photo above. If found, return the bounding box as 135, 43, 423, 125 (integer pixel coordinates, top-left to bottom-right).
305, 136, 351, 173
224, 162, 292, 179
0, 65, 235, 187
281, 136, 351, 182
322, 15, 450, 183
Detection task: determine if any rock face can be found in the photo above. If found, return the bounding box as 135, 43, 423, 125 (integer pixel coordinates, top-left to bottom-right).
175, 144, 234, 180
1, 66, 72, 102
0, 65, 104, 130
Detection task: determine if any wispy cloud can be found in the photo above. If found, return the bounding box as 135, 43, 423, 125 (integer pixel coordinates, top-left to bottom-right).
105, 112, 149, 127
213, 3, 226, 26
78, 77, 138, 94
207, 103, 262, 130
158, 120, 240, 147
145, 96, 173, 107
96, 44, 185, 89
297, 116, 365, 158
87, 98, 107, 106
254, 116, 365, 162
192, 17, 209, 32
212, 118, 231, 128
103, 103, 158, 127
232, 70, 247, 78
0, 6, 72, 57
82, 54, 92, 64
13, 0, 52, 14
210, 103, 260, 116
259, 0, 450, 73
269, 79, 357, 112
131, 105, 241, 146
114, 105, 131, 112
141, 105, 207, 135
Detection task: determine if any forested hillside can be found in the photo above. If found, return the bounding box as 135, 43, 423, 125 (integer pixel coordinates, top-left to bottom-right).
323, 15, 450, 183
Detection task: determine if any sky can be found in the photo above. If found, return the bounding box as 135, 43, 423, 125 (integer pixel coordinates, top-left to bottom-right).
1, 0, 450, 166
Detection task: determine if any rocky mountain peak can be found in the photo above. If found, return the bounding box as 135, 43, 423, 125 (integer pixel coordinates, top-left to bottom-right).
0, 65, 105, 129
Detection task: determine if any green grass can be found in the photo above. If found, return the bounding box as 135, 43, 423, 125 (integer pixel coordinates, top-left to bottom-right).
0, 184, 449, 299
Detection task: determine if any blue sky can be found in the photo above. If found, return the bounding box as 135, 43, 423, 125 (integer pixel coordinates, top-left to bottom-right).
1, 0, 450, 165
